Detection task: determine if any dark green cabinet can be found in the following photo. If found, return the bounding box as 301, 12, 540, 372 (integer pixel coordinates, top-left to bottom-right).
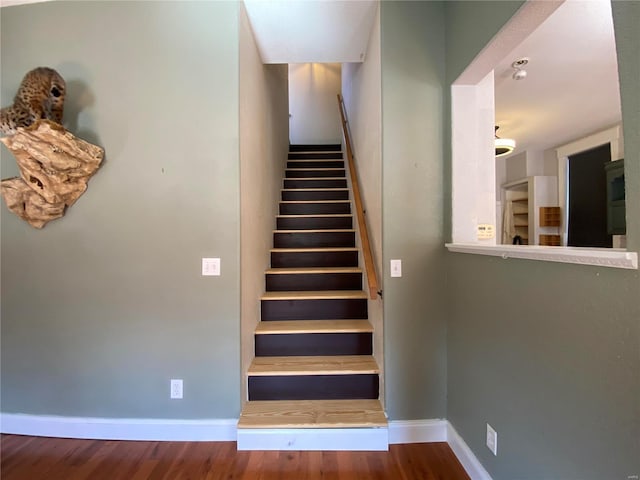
605, 159, 625, 235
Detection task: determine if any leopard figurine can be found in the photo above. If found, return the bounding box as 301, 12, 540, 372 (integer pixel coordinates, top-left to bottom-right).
0, 67, 66, 135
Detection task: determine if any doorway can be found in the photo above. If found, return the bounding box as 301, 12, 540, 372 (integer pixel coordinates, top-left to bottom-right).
567, 143, 612, 248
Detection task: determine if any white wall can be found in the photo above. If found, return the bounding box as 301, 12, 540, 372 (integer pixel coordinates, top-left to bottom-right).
289, 63, 341, 144
239, 4, 290, 401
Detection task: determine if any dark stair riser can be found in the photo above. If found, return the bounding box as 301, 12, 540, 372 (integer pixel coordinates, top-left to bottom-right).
282, 190, 349, 201
274, 231, 355, 248
287, 160, 345, 169
288, 152, 344, 160
286, 169, 345, 179
280, 202, 351, 215
284, 179, 347, 189
271, 249, 358, 268
266, 272, 362, 291
248, 374, 378, 401
276, 216, 352, 230
289, 144, 341, 152
255, 332, 372, 356
261, 298, 367, 321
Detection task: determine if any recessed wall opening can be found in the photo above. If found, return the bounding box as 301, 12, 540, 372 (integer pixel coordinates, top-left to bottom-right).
448, 0, 636, 269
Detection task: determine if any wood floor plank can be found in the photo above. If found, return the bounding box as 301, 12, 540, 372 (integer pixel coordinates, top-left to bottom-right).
0, 435, 470, 480
248, 355, 379, 376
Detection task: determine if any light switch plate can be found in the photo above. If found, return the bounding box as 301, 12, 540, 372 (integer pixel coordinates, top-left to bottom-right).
486, 423, 497, 455
202, 258, 220, 276
390, 259, 402, 278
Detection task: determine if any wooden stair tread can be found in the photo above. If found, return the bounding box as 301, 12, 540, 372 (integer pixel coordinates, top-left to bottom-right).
255, 320, 373, 335
261, 290, 367, 300
280, 200, 350, 204
238, 399, 386, 429
277, 214, 352, 218
270, 247, 358, 252
286, 168, 345, 171
281, 188, 349, 191
248, 355, 379, 376
266, 267, 362, 274
274, 229, 355, 234
284, 177, 346, 181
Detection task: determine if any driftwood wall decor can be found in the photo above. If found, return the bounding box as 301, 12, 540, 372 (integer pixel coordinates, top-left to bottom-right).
1, 120, 104, 228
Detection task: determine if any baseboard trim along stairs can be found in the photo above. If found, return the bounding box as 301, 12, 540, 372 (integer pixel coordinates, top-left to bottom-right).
238, 144, 388, 450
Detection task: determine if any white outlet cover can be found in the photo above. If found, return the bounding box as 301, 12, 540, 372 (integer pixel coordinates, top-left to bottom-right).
486, 423, 497, 455
390, 259, 402, 278
202, 258, 220, 276
170, 379, 183, 399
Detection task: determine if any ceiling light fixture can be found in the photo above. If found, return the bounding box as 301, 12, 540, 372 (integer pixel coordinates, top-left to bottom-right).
511, 57, 529, 80
495, 126, 516, 157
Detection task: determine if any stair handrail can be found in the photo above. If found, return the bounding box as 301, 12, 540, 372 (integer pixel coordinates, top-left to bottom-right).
337, 94, 380, 300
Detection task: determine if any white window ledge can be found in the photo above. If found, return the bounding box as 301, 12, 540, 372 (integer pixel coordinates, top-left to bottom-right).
445, 243, 638, 270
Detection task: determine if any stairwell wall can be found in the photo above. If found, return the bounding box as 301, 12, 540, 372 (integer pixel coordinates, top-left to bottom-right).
288, 63, 342, 145
1, 1, 241, 419
239, 3, 290, 403
379, 1, 448, 420
341, 3, 384, 406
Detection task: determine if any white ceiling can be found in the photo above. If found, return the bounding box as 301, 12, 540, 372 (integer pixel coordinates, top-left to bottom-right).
494, 0, 621, 156
243, 0, 378, 64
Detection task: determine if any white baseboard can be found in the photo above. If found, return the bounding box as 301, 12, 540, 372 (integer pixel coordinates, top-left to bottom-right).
237, 427, 388, 451
447, 422, 493, 480
0, 413, 237, 442
0, 413, 490, 479
388, 419, 447, 444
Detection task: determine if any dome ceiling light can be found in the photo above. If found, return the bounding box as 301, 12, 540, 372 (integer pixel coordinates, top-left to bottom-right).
495, 126, 516, 157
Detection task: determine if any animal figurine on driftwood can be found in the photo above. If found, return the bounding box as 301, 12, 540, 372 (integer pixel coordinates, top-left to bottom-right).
0, 67, 66, 135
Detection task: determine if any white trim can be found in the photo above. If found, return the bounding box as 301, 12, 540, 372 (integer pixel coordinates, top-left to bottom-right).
446, 243, 638, 270
447, 423, 493, 480
388, 419, 447, 444
555, 125, 623, 160
237, 427, 389, 451
0, 413, 237, 441
0, 0, 53, 7
0, 414, 490, 478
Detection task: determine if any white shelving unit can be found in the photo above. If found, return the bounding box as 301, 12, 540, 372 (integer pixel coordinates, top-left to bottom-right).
501, 176, 559, 246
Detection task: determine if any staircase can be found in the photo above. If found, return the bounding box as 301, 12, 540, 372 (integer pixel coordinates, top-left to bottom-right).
237, 144, 387, 451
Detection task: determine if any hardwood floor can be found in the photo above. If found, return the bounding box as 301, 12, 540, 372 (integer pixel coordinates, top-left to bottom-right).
0, 435, 470, 480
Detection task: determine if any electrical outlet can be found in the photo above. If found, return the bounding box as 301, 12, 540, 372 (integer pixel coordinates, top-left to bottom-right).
390, 259, 402, 278
486, 423, 497, 455
170, 379, 183, 399
202, 258, 220, 276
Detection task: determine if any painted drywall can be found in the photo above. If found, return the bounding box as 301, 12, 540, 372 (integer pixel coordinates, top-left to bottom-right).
445, 1, 640, 479
341, 3, 384, 405
239, 3, 289, 403
288, 63, 342, 145
342, 4, 383, 286
1, 1, 241, 419
380, 1, 447, 421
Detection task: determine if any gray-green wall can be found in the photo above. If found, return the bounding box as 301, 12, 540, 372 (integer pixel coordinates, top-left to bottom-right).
445, 1, 640, 478
381, 1, 447, 420
1, 2, 638, 478
1, 1, 241, 419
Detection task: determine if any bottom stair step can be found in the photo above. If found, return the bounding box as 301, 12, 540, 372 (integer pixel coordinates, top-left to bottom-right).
238, 399, 387, 429
237, 399, 389, 450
